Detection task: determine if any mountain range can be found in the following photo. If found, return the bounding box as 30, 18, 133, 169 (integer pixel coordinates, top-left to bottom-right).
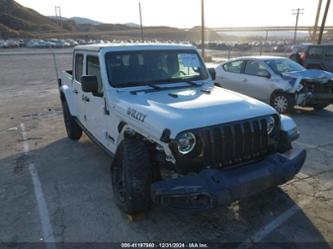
48, 16, 104, 26
0, 0, 224, 41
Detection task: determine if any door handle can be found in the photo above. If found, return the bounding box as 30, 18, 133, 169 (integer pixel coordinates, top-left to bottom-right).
242, 78, 248, 82
73, 89, 78, 94
82, 95, 90, 102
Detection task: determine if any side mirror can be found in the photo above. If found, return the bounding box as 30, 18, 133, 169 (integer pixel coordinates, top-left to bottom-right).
81, 75, 98, 94
258, 70, 271, 78
208, 68, 216, 80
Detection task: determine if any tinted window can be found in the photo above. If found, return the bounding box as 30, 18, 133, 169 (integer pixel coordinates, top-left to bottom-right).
75, 54, 84, 82
244, 61, 268, 76
87, 55, 103, 93
105, 50, 208, 87
308, 46, 324, 58
223, 60, 244, 73
325, 46, 333, 58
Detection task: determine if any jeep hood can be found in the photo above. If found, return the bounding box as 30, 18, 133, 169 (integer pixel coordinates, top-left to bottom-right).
282, 69, 333, 82
116, 86, 277, 139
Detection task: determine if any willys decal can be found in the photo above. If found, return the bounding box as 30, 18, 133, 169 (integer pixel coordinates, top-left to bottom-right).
127, 108, 147, 122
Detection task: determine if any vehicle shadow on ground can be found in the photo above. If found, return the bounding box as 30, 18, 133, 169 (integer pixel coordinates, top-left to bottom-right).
1, 137, 330, 248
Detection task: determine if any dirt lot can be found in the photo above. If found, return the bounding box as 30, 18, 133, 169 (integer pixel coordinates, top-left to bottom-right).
0, 49, 332, 249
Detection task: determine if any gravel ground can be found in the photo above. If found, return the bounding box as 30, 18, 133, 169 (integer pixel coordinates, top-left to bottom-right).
0, 49, 332, 249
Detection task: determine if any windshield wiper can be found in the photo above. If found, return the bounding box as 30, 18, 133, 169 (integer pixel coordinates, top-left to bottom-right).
147, 83, 162, 90
130, 78, 202, 95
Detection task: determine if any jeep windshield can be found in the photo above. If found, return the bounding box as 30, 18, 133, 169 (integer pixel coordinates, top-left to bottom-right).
265, 59, 305, 75
105, 50, 209, 88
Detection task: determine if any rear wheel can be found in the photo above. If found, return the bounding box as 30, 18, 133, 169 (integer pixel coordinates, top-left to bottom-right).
111, 139, 152, 214
62, 101, 82, 140
270, 92, 295, 114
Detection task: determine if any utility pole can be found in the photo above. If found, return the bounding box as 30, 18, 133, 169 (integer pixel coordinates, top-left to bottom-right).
139, 2, 144, 42
318, 0, 331, 44
201, 0, 205, 59
54, 6, 59, 28
54, 6, 62, 30
313, 0, 323, 41
292, 8, 304, 45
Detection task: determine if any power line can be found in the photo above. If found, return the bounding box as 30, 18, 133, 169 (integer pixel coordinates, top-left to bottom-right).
292, 8, 304, 45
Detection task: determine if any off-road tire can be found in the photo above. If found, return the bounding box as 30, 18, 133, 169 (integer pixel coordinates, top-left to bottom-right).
111, 139, 152, 214
62, 101, 82, 140
270, 92, 295, 114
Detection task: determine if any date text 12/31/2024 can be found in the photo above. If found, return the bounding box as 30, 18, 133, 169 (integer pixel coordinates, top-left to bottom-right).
120, 242, 208, 248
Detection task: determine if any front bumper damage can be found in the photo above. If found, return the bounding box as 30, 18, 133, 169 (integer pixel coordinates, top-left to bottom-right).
151, 147, 306, 210
293, 78, 333, 106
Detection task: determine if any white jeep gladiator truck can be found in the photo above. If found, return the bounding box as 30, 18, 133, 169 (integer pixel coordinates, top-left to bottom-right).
58, 43, 306, 214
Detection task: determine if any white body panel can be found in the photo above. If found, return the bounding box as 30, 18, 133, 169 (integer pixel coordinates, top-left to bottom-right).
60, 44, 296, 160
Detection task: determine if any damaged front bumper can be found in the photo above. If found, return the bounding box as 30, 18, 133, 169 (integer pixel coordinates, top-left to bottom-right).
151, 147, 306, 210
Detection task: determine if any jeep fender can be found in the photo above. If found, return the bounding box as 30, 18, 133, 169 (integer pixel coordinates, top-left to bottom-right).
117, 122, 176, 164
59, 84, 78, 117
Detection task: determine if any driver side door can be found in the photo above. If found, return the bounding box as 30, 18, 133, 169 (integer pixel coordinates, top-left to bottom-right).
83, 55, 108, 144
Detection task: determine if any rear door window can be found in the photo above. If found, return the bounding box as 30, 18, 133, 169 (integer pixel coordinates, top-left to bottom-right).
308, 46, 324, 59
74, 54, 84, 82
223, 60, 245, 73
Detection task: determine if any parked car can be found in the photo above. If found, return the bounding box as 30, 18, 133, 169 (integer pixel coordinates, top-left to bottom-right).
214, 56, 333, 113
58, 44, 305, 214
290, 44, 333, 72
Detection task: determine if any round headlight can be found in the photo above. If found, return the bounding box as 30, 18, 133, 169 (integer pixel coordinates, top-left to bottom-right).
177, 132, 196, 155
266, 116, 275, 135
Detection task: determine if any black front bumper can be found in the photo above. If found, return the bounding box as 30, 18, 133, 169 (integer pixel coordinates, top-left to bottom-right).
151, 148, 306, 210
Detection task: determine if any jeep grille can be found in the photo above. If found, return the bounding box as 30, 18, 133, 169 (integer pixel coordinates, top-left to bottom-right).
197, 116, 279, 168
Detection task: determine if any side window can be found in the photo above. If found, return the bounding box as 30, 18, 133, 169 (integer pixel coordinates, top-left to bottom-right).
75, 54, 83, 82
244, 61, 268, 77
86, 55, 103, 93
223, 60, 244, 73
325, 46, 333, 58
308, 46, 324, 59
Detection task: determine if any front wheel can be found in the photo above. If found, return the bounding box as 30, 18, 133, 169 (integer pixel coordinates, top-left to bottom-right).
111, 139, 152, 214
270, 92, 295, 114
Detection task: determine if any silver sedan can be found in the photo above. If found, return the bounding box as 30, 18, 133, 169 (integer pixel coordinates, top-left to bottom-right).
214, 56, 333, 113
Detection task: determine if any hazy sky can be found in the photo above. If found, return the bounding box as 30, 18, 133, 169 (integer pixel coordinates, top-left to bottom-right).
16, 0, 333, 28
